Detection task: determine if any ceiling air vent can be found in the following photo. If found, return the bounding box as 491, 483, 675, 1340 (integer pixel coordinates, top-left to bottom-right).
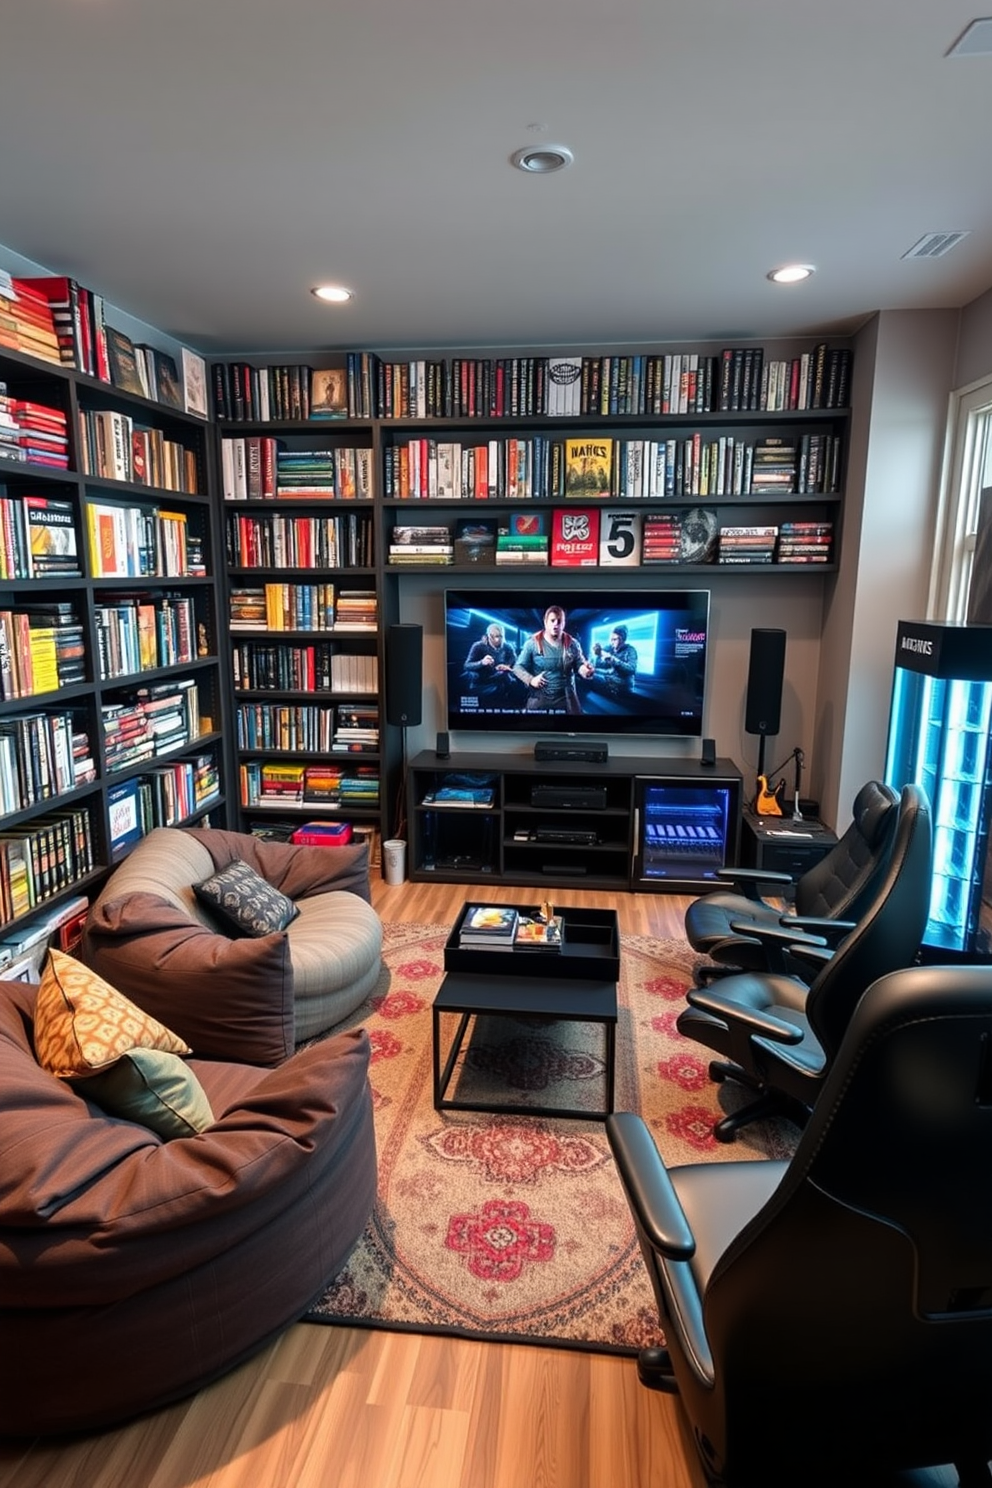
901, 232, 970, 260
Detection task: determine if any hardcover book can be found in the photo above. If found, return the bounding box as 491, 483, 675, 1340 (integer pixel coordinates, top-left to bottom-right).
564, 437, 613, 498
181, 347, 209, 418
153, 350, 184, 410
310, 367, 349, 419
106, 328, 147, 398
459, 904, 518, 944
551, 507, 600, 566
546, 356, 582, 416
599, 509, 643, 566
453, 517, 497, 565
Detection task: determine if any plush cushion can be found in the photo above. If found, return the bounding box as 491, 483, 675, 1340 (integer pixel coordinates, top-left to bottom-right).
34, 949, 190, 1078
73, 1048, 214, 1139
193, 860, 299, 938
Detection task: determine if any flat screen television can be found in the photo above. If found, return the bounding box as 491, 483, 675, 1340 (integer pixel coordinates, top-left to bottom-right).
444, 588, 710, 736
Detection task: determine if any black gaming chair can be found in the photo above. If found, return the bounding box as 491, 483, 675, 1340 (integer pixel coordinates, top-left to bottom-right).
676, 782, 932, 1140
684, 778, 900, 981
608, 964, 992, 1488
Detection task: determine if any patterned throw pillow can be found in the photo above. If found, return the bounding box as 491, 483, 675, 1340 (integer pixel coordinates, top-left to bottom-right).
74, 1047, 214, 1139
34, 948, 191, 1078
192, 859, 299, 938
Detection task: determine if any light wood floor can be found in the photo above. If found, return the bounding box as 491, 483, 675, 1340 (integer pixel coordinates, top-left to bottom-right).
0, 881, 960, 1488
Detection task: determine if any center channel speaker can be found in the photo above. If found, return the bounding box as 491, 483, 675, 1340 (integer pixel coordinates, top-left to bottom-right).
744, 628, 786, 737
385, 623, 423, 727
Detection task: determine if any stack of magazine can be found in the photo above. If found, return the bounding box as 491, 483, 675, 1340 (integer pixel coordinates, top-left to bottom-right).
459, 904, 518, 949
458, 904, 563, 952
514, 911, 563, 950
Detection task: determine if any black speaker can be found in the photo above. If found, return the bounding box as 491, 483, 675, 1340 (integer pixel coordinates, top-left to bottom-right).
744, 628, 786, 736
435, 730, 450, 759
701, 737, 716, 766
385, 623, 423, 726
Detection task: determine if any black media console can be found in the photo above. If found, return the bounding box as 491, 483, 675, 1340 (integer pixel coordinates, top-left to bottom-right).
407, 750, 744, 894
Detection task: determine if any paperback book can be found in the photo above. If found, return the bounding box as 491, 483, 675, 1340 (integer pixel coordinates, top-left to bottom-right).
514, 913, 563, 950
459, 904, 519, 946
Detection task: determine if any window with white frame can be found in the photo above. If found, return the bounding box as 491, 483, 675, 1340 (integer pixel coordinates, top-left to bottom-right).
929, 376, 992, 622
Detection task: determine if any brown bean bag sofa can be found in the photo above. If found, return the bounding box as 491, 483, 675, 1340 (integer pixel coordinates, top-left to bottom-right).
0, 971, 376, 1437
83, 826, 383, 1063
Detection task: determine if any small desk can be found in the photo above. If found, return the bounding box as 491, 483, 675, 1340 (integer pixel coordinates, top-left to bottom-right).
740, 811, 838, 885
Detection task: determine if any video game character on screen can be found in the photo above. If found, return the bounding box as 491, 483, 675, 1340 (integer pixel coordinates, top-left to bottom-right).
460, 622, 521, 706
586, 624, 638, 701
512, 606, 594, 715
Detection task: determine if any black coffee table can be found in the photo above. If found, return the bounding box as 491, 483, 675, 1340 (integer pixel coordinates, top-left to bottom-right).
432, 906, 620, 1120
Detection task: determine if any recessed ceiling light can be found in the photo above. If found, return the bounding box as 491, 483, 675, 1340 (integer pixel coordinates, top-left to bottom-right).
510, 145, 574, 174
767, 264, 815, 285
311, 284, 353, 304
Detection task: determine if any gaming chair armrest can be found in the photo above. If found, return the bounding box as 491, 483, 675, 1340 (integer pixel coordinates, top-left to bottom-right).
787, 915, 855, 948
605, 1113, 695, 1260
714, 866, 793, 901
728, 919, 828, 951
726, 917, 828, 974
685, 986, 806, 1045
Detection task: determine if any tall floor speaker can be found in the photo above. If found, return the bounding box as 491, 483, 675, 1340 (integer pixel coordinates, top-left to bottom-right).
744, 628, 786, 738
385, 623, 424, 727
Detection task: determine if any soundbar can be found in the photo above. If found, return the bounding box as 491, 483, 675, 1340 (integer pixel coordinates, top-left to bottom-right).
531, 785, 608, 810
534, 739, 609, 764
534, 828, 599, 846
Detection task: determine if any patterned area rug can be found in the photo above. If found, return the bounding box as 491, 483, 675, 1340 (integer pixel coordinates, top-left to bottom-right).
304, 922, 796, 1354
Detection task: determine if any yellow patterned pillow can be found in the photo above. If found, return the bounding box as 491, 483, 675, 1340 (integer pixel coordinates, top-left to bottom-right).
34, 948, 191, 1079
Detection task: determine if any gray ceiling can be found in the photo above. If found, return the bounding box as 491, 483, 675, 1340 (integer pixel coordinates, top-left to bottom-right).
3, 0, 992, 357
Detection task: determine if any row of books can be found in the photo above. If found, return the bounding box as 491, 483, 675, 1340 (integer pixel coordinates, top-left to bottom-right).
0, 602, 85, 700
0, 710, 93, 813
225, 510, 374, 569
229, 583, 377, 633
231, 582, 335, 633
0, 491, 82, 579
94, 593, 198, 679
101, 678, 201, 775
220, 436, 374, 502
86, 500, 200, 579
210, 345, 853, 424
0, 805, 95, 923
384, 431, 843, 502
78, 408, 200, 493
231, 642, 378, 695
235, 701, 374, 754
238, 760, 380, 809
106, 753, 221, 853
2, 271, 209, 419
383, 510, 835, 569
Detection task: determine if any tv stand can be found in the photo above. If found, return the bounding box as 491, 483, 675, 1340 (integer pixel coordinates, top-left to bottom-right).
407, 749, 743, 893
534, 739, 608, 764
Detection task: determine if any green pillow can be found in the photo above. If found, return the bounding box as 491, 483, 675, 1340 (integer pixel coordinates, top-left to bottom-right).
193, 858, 299, 937
74, 1048, 214, 1139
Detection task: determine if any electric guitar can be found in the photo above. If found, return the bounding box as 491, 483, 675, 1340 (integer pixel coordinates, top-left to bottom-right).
755, 774, 787, 816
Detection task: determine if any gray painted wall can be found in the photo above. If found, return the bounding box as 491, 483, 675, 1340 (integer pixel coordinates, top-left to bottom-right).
815, 309, 959, 824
